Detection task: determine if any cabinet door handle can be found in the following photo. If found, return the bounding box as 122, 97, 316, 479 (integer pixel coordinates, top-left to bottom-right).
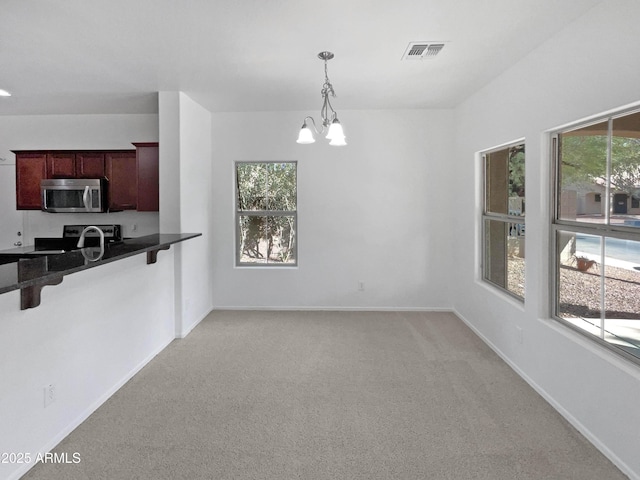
14, 241, 22, 247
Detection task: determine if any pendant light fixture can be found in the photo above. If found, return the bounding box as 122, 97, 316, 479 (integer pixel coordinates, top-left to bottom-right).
296, 51, 346, 146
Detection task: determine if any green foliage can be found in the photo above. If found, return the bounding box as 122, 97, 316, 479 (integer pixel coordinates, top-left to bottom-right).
560, 135, 607, 188
560, 134, 640, 195
236, 163, 297, 263
237, 162, 296, 211
509, 148, 525, 197
612, 137, 640, 195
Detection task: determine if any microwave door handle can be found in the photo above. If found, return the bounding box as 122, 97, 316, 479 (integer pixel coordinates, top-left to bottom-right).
83, 186, 90, 211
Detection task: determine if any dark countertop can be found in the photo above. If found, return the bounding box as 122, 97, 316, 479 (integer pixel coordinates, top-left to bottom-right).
0, 233, 201, 302
0, 244, 56, 255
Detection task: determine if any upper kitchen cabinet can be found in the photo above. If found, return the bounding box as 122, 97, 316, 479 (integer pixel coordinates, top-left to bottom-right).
133, 142, 159, 212
15, 152, 47, 210
105, 151, 137, 210
48, 152, 106, 178
46, 152, 75, 178
76, 152, 106, 178
13, 146, 158, 211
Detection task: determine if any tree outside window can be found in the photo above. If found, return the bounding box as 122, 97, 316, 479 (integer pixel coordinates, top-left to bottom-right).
482, 142, 526, 300
554, 110, 640, 363
235, 162, 297, 266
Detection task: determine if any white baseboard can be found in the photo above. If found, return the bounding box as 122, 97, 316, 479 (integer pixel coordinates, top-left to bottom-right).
9, 336, 174, 480
210, 305, 453, 312
453, 308, 639, 480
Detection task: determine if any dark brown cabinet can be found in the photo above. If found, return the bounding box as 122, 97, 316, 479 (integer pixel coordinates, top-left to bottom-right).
133, 142, 159, 212
14, 147, 157, 211
45, 151, 106, 179
46, 152, 75, 178
105, 151, 137, 210
15, 152, 47, 210
76, 152, 105, 178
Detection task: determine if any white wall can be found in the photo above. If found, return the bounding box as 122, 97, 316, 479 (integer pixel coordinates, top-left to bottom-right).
0, 114, 160, 245
24, 211, 159, 242
211, 109, 455, 310
453, 1, 640, 478
158, 97, 181, 234
0, 163, 22, 249
159, 92, 213, 336
0, 251, 176, 480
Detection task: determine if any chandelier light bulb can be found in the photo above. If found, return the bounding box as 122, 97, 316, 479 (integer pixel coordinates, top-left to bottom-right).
329, 135, 347, 146
296, 123, 315, 144
325, 118, 345, 141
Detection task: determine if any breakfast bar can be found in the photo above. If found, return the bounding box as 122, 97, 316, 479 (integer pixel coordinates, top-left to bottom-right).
0, 233, 201, 310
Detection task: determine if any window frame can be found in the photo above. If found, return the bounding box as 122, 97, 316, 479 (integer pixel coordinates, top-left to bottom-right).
550, 107, 640, 366
234, 160, 298, 267
480, 140, 526, 301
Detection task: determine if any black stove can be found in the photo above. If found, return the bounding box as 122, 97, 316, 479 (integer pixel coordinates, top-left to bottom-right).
34, 224, 123, 252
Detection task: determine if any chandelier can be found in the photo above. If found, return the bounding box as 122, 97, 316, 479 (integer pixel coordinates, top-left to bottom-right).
296, 51, 346, 146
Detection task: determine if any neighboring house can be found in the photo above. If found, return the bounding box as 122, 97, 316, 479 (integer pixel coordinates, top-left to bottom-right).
564, 184, 640, 217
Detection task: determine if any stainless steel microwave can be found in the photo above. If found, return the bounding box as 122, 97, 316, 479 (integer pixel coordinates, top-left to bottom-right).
41, 178, 107, 213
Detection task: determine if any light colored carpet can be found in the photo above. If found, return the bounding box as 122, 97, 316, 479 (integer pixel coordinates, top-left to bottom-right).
23, 310, 626, 479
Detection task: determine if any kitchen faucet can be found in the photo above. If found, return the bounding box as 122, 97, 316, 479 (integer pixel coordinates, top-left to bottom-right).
77, 225, 105, 249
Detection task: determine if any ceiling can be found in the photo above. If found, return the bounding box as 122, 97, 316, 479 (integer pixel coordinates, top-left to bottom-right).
0, 0, 601, 116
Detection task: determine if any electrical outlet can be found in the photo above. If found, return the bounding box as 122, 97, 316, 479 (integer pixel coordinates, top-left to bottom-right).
131, 224, 138, 232
44, 384, 56, 408
358, 281, 365, 292
516, 326, 523, 345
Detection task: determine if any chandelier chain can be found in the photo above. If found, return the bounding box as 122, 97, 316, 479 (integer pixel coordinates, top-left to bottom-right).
320, 57, 337, 128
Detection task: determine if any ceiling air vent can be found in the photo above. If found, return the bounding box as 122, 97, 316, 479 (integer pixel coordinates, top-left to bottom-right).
402, 42, 445, 60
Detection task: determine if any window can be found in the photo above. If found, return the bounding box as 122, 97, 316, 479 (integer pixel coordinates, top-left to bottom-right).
235, 162, 297, 266
481, 142, 525, 300
552, 109, 640, 363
